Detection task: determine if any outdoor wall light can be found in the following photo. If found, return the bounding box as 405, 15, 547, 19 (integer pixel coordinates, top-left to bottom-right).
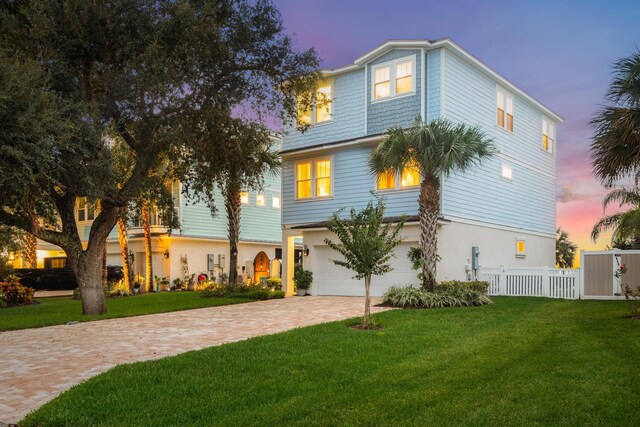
303, 244, 309, 257
128, 250, 135, 264
163, 249, 170, 259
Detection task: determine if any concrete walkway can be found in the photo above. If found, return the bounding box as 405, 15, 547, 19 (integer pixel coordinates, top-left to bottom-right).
0, 296, 390, 424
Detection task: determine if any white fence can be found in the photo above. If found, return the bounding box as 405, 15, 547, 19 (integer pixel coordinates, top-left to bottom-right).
478, 267, 579, 300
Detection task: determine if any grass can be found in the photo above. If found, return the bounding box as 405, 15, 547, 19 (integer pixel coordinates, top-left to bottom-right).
22, 297, 640, 426
0, 292, 251, 332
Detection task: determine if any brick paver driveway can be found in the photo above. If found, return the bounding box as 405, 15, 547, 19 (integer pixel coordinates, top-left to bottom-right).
0, 296, 390, 424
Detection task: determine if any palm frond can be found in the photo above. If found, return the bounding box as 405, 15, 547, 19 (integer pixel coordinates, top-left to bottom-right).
591, 212, 623, 241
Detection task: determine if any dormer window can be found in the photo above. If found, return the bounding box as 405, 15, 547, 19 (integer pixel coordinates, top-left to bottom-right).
297, 81, 333, 126
372, 55, 416, 101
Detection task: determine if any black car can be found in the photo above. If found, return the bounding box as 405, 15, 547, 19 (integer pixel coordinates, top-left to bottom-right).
15, 257, 124, 291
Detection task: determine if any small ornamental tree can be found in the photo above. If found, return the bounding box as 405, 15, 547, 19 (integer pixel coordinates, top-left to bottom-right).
324, 198, 405, 329
556, 228, 577, 268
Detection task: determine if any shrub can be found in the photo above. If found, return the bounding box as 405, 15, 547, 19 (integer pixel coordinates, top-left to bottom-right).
383, 281, 492, 309
293, 264, 312, 290
266, 277, 282, 291
105, 279, 132, 297
198, 280, 285, 300
622, 284, 640, 317
227, 289, 285, 300
0, 275, 35, 306
198, 281, 227, 298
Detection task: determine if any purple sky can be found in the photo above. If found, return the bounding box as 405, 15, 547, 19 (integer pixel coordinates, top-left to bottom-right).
273, 0, 640, 253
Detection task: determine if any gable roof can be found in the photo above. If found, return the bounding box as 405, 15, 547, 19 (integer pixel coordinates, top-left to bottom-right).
320, 38, 563, 123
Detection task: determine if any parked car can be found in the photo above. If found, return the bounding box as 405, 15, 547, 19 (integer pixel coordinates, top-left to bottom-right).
15, 257, 124, 291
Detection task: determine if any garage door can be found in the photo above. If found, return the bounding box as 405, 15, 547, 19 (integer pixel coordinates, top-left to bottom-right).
314, 243, 418, 296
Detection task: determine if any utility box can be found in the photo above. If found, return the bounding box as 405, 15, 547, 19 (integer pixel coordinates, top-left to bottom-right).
218, 254, 226, 271
207, 254, 216, 271
471, 246, 480, 270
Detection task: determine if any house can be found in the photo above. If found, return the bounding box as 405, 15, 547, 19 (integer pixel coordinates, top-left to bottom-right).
281, 39, 563, 297
12, 154, 284, 284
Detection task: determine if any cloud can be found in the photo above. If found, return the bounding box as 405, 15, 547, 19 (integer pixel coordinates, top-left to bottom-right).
556, 184, 590, 203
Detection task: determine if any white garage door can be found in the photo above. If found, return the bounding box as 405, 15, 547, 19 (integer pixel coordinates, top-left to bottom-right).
314, 243, 418, 296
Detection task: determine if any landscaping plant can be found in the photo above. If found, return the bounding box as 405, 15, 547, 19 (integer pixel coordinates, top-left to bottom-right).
292, 264, 313, 294
370, 118, 494, 291
324, 197, 405, 328
383, 281, 492, 309
0, 275, 35, 306
622, 284, 640, 317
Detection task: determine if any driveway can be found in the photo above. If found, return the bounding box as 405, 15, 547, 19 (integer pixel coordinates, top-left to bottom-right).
0, 296, 391, 424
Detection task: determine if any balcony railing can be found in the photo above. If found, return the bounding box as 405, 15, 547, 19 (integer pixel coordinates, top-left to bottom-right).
129, 206, 179, 234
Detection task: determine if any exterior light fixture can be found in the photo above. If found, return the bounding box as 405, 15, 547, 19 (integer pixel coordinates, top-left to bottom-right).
164, 249, 170, 259
303, 244, 309, 257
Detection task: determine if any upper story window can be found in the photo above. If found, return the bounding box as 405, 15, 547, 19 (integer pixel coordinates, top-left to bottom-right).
376, 166, 420, 191
240, 192, 249, 204
372, 55, 416, 101
496, 89, 514, 132
272, 196, 281, 209
256, 194, 265, 207
542, 118, 555, 154
295, 158, 332, 199
77, 197, 95, 222
298, 82, 333, 126
501, 164, 513, 180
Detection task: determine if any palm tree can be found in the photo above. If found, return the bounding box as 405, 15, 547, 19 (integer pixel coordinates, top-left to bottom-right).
591, 51, 640, 186
592, 186, 640, 248
369, 117, 494, 291
141, 198, 153, 292
22, 233, 37, 268
116, 208, 132, 290
556, 228, 577, 268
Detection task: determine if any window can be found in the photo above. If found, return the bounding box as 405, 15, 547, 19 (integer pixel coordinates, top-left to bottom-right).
240, 192, 249, 204
376, 166, 420, 190
501, 164, 513, 180
516, 238, 526, 258
77, 197, 95, 222
377, 170, 395, 190
256, 194, 265, 206
372, 55, 415, 101
315, 159, 332, 197
542, 119, 555, 153
272, 196, 281, 209
497, 89, 514, 132
296, 162, 312, 199
297, 82, 333, 126
295, 158, 332, 199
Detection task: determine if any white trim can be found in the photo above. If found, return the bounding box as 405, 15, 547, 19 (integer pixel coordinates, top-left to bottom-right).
445, 215, 556, 239
501, 163, 513, 181
280, 135, 383, 158
370, 54, 417, 103
317, 39, 563, 123
425, 50, 430, 121
420, 48, 426, 120
364, 63, 368, 134
440, 49, 445, 118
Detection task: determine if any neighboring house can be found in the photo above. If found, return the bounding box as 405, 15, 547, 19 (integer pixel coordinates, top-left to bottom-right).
12, 156, 283, 284
281, 39, 563, 297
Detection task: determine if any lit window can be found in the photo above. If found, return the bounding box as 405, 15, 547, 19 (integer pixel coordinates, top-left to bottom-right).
315, 83, 332, 123
77, 197, 95, 222
542, 119, 555, 153
256, 194, 265, 206
315, 159, 332, 197
372, 55, 415, 101
396, 60, 413, 94
272, 196, 281, 209
377, 170, 395, 190
497, 89, 514, 132
374, 66, 390, 99
501, 164, 512, 180
516, 238, 526, 258
297, 82, 333, 126
401, 166, 420, 188
296, 162, 311, 199
240, 192, 249, 204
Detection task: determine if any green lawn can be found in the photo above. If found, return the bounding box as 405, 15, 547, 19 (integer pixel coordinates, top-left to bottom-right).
0, 292, 251, 331
22, 297, 639, 426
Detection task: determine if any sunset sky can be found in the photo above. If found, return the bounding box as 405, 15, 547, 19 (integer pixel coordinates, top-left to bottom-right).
273, 0, 640, 260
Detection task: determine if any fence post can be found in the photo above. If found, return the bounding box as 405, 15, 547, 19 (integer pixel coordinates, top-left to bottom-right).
543, 266, 550, 297
579, 250, 585, 300
499, 265, 506, 295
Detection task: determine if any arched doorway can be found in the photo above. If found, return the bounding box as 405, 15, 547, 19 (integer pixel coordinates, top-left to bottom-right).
253, 251, 270, 282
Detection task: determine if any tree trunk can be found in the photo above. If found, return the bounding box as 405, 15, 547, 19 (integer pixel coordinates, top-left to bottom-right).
23, 233, 38, 268
363, 274, 372, 328
117, 213, 132, 290
141, 199, 153, 292
418, 175, 441, 292
225, 182, 242, 285
73, 247, 107, 314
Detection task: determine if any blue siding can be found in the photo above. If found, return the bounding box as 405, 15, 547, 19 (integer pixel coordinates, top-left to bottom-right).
366, 49, 422, 135
441, 49, 557, 234
180, 174, 281, 243
427, 49, 441, 121
282, 145, 419, 225
283, 69, 365, 151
